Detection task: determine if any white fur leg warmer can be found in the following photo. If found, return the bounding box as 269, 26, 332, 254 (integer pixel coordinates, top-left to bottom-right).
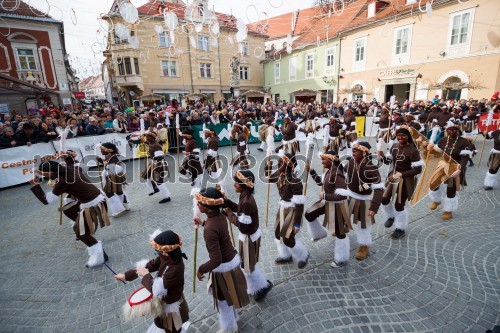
87, 241, 105, 267
146, 179, 154, 193
429, 187, 442, 203
381, 203, 395, 219
484, 171, 497, 188
353, 223, 372, 246
290, 240, 309, 263
443, 196, 458, 212
275, 239, 291, 259
245, 266, 270, 295
307, 218, 328, 241
394, 209, 409, 231
107, 194, 126, 216
158, 183, 171, 200
259, 141, 265, 149
217, 300, 238, 332
334, 237, 350, 263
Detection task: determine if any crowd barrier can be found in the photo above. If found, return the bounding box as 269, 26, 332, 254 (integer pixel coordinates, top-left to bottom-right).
0, 116, 374, 188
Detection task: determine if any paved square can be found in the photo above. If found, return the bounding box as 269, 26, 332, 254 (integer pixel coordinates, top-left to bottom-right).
0, 139, 498, 333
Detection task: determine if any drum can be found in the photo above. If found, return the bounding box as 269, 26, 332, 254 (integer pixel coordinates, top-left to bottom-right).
123, 286, 163, 321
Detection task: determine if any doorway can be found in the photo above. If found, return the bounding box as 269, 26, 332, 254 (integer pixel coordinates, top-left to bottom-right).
385, 84, 410, 103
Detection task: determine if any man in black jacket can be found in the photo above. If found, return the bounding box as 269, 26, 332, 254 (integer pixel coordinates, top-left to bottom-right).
16, 123, 39, 146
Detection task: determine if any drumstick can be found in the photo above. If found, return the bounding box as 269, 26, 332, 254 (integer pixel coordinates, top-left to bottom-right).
104, 263, 126, 285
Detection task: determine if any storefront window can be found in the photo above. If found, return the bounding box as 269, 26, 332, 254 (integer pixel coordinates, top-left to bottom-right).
442, 76, 462, 100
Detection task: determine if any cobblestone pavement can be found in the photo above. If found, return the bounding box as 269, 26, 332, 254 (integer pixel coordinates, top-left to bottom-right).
0, 138, 498, 333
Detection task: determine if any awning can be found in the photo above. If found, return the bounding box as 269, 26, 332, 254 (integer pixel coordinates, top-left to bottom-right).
152, 89, 189, 94
186, 93, 207, 99
141, 94, 165, 101
0, 72, 60, 96
200, 90, 216, 93
290, 88, 318, 97
241, 90, 265, 97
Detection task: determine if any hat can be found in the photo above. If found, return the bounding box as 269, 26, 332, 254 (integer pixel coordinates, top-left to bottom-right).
395, 127, 414, 143
234, 170, 255, 189
181, 128, 194, 137
281, 153, 297, 168
491, 91, 499, 101
116, 112, 123, 116
194, 187, 225, 209
320, 150, 339, 162
352, 142, 371, 154
146, 131, 157, 140
441, 105, 448, 110
149, 229, 183, 253
39, 160, 60, 173
101, 142, 118, 153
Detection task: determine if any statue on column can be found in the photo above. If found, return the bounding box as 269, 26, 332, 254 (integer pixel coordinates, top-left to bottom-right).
229, 54, 241, 96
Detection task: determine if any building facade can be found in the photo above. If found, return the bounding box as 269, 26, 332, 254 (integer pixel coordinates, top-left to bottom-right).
337, 0, 500, 103
79, 75, 106, 101
0, 2, 77, 113
103, 0, 267, 107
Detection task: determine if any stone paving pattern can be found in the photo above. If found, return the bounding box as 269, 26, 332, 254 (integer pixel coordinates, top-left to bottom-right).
0, 138, 498, 333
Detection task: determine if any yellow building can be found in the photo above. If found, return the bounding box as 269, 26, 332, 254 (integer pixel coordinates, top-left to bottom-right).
103, 0, 267, 106
337, 0, 500, 103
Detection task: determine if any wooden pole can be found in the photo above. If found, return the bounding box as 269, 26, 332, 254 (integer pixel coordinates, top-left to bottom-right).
265, 181, 270, 228
193, 227, 198, 293
477, 132, 487, 168
176, 132, 181, 170
303, 162, 310, 196
58, 195, 63, 225
96, 158, 104, 190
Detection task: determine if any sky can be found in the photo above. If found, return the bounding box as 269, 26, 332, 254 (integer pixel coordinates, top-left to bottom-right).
27, 0, 313, 79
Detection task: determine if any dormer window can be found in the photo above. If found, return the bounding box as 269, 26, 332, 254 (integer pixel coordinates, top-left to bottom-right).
368, 2, 376, 18
198, 4, 204, 17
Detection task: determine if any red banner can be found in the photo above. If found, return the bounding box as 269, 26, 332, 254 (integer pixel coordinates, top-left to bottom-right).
478, 113, 500, 132
73, 91, 85, 99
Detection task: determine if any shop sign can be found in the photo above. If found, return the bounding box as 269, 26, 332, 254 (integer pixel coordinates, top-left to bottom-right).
379, 68, 416, 77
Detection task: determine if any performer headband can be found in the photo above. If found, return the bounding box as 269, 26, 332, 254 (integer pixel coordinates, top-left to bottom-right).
235, 171, 254, 188
281, 155, 295, 167
352, 143, 370, 153
150, 234, 183, 253
320, 153, 339, 162
194, 192, 225, 206
146, 131, 157, 139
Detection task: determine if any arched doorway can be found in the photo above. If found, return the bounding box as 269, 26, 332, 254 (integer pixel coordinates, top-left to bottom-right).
442, 76, 462, 100
352, 84, 365, 101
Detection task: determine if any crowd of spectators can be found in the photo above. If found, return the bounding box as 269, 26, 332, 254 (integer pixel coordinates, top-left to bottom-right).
0, 96, 496, 149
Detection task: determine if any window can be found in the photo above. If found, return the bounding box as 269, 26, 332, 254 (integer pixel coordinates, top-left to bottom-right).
392, 24, 412, 65
239, 42, 249, 55
239, 66, 249, 80
450, 11, 471, 46
406, 0, 417, 4
161, 60, 177, 77
274, 62, 280, 84
325, 47, 335, 75
447, 8, 474, 56
198, 35, 210, 51
117, 61, 125, 76
16, 48, 37, 70
395, 26, 409, 55
199, 63, 212, 78
159, 33, 173, 48
114, 29, 128, 44
353, 37, 366, 71
289, 57, 296, 81
134, 58, 140, 75
305, 53, 314, 78
367, 2, 376, 18
355, 39, 365, 62
124, 57, 132, 75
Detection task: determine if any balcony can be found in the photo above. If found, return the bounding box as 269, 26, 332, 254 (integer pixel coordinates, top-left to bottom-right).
115, 75, 143, 91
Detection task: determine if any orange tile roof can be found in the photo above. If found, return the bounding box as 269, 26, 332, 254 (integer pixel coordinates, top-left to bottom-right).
271, 0, 437, 53
132, 1, 264, 35
0, 0, 52, 19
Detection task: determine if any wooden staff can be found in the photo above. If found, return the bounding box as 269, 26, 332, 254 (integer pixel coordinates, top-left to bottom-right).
58, 195, 63, 225
176, 114, 181, 170
193, 226, 198, 293
265, 181, 271, 228
96, 158, 104, 190
477, 132, 488, 168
